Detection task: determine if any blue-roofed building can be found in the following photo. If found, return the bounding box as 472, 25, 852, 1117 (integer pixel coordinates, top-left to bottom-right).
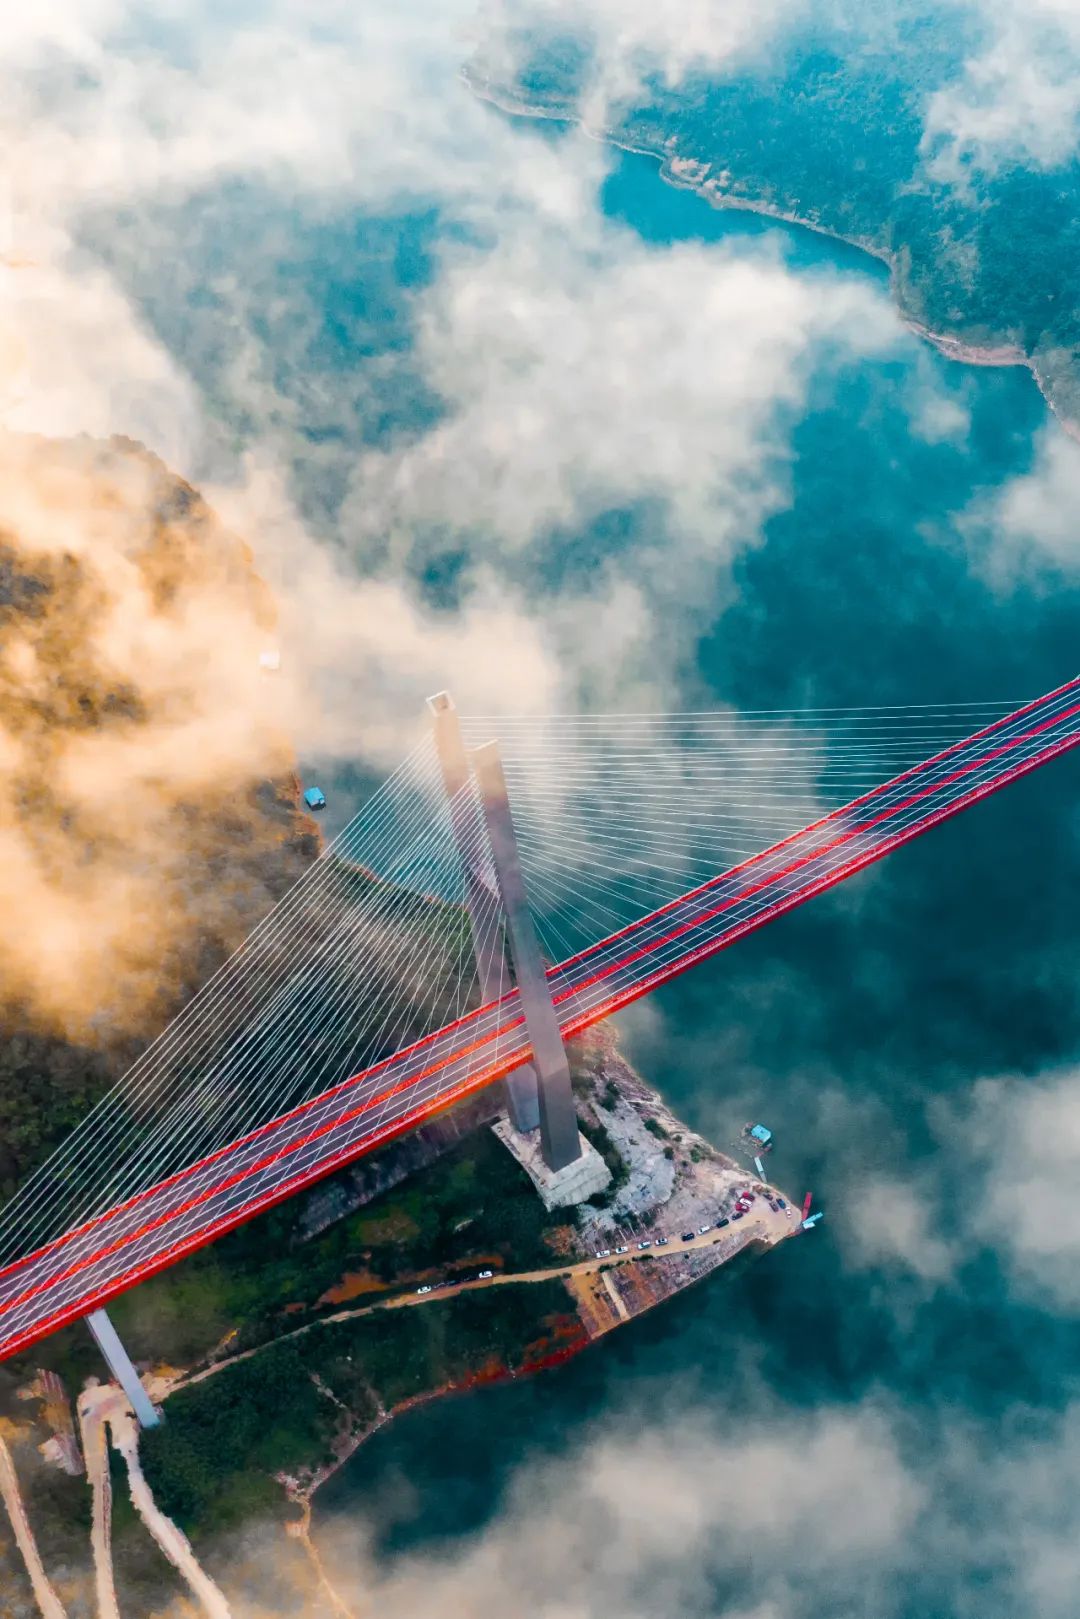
302, 786, 327, 812
748, 1123, 772, 1145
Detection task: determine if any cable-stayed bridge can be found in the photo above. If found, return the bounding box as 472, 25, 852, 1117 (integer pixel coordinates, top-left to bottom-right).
2, 674, 1079, 1391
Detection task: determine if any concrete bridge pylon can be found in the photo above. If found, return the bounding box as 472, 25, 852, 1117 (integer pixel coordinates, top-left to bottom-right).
469, 738, 584, 1174
428, 692, 542, 1137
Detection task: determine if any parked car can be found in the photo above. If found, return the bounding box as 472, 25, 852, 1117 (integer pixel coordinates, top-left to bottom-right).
615, 1245, 629, 1254
637, 1239, 652, 1249
698, 1224, 710, 1234
682, 1231, 695, 1242
596, 1248, 611, 1258
777, 1198, 787, 1209
732, 1210, 745, 1220
416, 1285, 432, 1294
478, 1270, 493, 1279
715, 1217, 730, 1229
656, 1236, 669, 1246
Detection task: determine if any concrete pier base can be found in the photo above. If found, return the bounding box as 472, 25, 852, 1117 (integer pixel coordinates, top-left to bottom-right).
493, 1116, 612, 1210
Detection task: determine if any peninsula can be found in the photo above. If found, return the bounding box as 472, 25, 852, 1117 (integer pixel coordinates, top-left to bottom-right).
0, 1026, 797, 1615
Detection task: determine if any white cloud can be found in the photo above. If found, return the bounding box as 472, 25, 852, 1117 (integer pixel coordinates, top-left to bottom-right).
908, 385, 971, 447
2, 0, 911, 740
349, 232, 896, 557
0, 1, 610, 748
3, 0, 607, 226
293, 1400, 922, 1619
337, 225, 901, 710
156, 1369, 1080, 1619
841, 1171, 957, 1282
968, 1065, 1080, 1309
0, 252, 199, 461
958, 427, 1080, 583
475, 0, 809, 122
0, 0, 915, 1024
209, 458, 563, 762
990, 429, 1080, 570
923, 1, 1080, 179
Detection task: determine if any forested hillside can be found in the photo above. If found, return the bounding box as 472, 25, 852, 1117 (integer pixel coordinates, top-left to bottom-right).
0, 433, 319, 1197
475, 7, 1080, 423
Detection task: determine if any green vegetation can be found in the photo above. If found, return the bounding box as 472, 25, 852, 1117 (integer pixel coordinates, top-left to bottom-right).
20, 1125, 570, 1396
0, 436, 320, 1201
141, 1280, 572, 1532
0, 1031, 118, 1202
142, 1341, 336, 1528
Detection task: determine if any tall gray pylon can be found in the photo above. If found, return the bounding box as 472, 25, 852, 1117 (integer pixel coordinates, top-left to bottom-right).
470, 739, 582, 1173
427, 692, 541, 1134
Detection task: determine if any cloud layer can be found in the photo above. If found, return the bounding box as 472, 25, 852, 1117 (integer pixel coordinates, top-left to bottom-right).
0, 0, 927, 1030
923, 0, 1080, 179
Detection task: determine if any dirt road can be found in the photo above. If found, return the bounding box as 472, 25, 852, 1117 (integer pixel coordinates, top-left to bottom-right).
77, 1382, 231, 1619
0, 1431, 67, 1619
106, 1401, 230, 1619
77, 1387, 121, 1619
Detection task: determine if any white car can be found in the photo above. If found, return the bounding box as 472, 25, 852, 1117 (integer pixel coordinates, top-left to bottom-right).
637, 1239, 652, 1249
615, 1244, 629, 1254
416, 1285, 432, 1295
698, 1224, 710, 1235
597, 1248, 612, 1258
478, 1269, 494, 1279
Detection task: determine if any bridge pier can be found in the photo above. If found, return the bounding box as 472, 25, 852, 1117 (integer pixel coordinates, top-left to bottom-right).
85, 1309, 160, 1429
427, 692, 541, 1135
470, 740, 583, 1173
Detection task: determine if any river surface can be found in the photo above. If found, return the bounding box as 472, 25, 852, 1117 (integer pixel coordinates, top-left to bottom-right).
311, 148, 1080, 1615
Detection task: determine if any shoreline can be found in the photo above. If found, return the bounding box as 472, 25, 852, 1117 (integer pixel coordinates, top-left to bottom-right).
287, 1030, 789, 1509
465, 70, 1080, 445
292, 1326, 594, 1508
295, 1240, 770, 1511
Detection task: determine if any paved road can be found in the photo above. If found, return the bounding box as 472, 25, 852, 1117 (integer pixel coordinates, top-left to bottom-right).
1, 676, 1077, 1359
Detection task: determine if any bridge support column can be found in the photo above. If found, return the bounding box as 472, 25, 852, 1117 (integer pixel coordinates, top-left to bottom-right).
427, 692, 540, 1134
470, 740, 582, 1173
86, 1309, 160, 1429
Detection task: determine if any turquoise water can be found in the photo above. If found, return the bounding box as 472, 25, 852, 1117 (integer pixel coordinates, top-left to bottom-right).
314, 150, 1080, 1613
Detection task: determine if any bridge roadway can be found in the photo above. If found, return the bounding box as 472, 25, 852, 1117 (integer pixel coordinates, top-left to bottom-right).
1, 675, 1079, 1359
